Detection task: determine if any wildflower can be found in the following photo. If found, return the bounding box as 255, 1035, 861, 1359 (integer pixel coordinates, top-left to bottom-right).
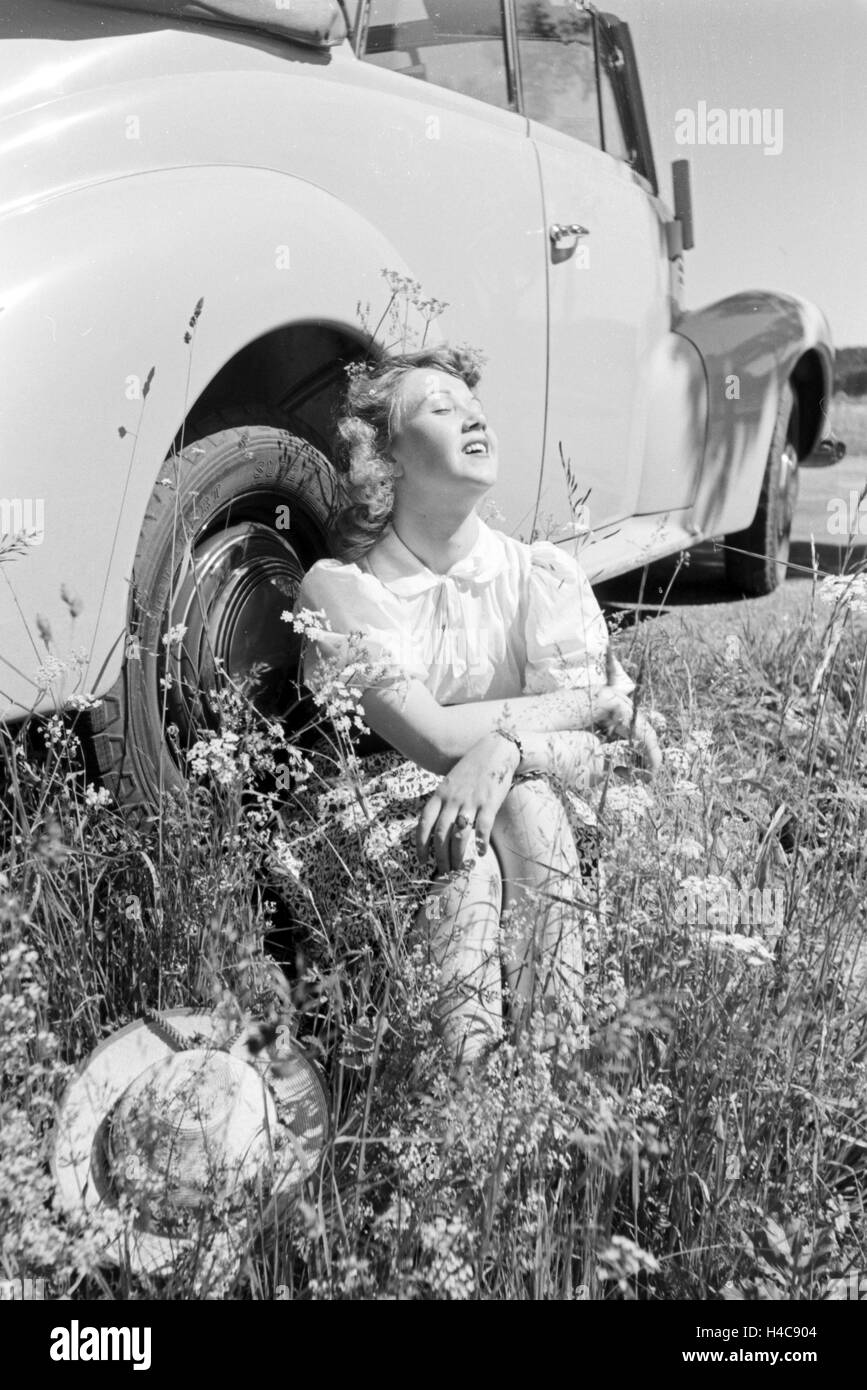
284, 605, 329, 638
597, 1235, 661, 1291
35, 613, 53, 647
480, 497, 506, 525
602, 780, 654, 829
817, 573, 867, 616
702, 930, 774, 967
161, 623, 188, 649
663, 747, 690, 778
419, 1216, 475, 1300
84, 783, 112, 809
676, 836, 704, 862
44, 714, 66, 744
187, 730, 250, 786
678, 872, 735, 903
685, 728, 714, 757
33, 657, 68, 691
65, 693, 103, 712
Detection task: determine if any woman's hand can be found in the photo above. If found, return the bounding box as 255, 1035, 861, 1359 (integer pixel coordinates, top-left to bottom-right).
416, 732, 520, 873
592, 687, 663, 774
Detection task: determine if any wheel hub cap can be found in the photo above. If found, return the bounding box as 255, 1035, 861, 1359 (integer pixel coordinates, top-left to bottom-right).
162, 521, 307, 744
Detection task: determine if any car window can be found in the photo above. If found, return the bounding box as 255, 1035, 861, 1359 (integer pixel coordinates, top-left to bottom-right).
360, 0, 513, 112
514, 1, 600, 147
597, 28, 632, 164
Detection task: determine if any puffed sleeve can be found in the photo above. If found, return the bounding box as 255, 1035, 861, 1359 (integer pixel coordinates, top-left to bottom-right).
523, 542, 635, 696
293, 560, 426, 695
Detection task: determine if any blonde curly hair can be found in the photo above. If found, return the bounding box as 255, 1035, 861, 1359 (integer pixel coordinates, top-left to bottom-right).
329, 344, 485, 563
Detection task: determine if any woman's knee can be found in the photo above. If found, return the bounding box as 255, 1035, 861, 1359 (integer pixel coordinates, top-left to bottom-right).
425, 844, 502, 912
501, 776, 564, 816
494, 777, 571, 847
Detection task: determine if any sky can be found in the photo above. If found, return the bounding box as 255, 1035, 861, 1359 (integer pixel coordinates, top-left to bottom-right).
608, 0, 867, 348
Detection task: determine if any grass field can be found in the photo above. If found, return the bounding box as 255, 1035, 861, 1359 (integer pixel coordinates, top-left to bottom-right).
794, 396, 867, 545
831, 395, 867, 457
1, 566, 865, 1299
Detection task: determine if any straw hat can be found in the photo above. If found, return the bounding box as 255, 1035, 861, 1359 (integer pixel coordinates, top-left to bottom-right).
52, 1009, 329, 1275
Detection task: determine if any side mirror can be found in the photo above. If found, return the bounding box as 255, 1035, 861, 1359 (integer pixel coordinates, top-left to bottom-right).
672, 158, 695, 251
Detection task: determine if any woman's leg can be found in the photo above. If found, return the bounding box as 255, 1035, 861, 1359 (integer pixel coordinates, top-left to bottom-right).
414, 847, 503, 1072
489, 778, 588, 1048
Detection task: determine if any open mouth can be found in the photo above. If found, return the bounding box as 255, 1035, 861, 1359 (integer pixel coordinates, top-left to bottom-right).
462, 438, 489, 456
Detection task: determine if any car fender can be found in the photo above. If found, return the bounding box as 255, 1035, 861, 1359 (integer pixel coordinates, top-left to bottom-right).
675, 290, 834, 536
0, 165, 416, 719
635, 329, 708, 516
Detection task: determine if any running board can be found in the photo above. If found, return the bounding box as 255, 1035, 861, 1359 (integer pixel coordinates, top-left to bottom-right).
550, 512, 701, 585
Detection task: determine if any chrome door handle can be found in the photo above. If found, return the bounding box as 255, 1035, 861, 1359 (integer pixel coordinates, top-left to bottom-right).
549, 222, 590, 245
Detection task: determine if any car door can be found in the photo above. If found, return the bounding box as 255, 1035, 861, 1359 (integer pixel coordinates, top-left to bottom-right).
355, 0, 550, 537
513, 3, 671, 534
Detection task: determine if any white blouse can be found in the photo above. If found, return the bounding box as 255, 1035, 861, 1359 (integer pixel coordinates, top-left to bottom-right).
293, 517, 634, 705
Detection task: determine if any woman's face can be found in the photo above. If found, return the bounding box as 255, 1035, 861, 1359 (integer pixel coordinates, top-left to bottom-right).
387, 368, 499, 502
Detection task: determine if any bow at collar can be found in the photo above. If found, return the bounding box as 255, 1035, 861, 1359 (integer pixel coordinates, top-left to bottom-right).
363, 519, 507, 598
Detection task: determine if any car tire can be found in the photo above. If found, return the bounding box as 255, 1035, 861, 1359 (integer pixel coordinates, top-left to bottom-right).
724, 382, 800, 597
81, 409, 338, 817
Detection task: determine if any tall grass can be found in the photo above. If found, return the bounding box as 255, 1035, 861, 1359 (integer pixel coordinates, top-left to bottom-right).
1, 563, 865, 1299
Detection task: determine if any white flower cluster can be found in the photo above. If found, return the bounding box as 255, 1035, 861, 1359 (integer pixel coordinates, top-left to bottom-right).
676, 874, 776, 968
84, 784, 112, 809
678, 871, 731, 897
660, 727, 715, 797
597, 1234, 661, 1289
65, 693, 103, 712
602, 780, 654, 829
44, 714, 67, 745
671, 834, 704, 863
282, 606, 387, 737
187, 730, 250, 786
685, 728, 714, 758
419, 1216, 475, 1300
34, 657, 69, 691
818, 572, 867, 617
161, 623, 188, 649
702, 931, 774, 967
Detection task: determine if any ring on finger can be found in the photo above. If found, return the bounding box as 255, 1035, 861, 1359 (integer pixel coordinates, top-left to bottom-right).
453, 812, 475, 833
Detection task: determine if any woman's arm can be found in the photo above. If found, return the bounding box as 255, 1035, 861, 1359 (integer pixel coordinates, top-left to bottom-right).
361, 672, 655, 772
516, 729, 609, 790
360, 678, 639, 775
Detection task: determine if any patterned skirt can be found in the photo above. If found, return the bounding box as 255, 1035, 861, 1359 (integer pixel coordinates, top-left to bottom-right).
273, 744, 604, 1062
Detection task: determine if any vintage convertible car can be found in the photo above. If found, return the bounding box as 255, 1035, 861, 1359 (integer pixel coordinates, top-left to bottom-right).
0, 0, 837, 809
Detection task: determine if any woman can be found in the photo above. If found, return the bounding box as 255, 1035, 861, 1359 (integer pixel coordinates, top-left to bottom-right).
283, 345, 661, 1074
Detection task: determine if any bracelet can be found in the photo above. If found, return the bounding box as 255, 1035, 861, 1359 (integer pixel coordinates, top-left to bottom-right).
494, 727, 524, 765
